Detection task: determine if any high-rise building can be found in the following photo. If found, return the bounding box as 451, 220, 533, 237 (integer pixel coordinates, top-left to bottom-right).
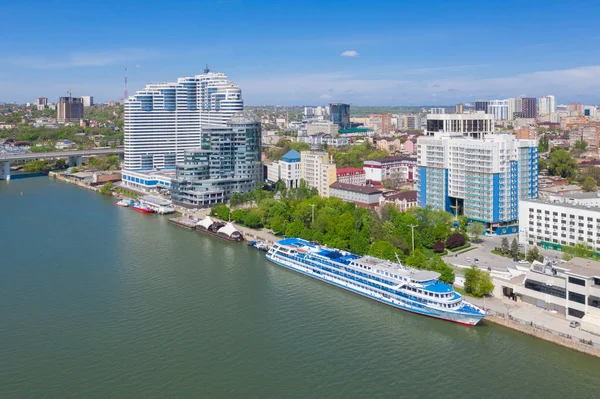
369, 113, 392, 134
329, 103, 350, 129
508, 97, 523, 120
455, 104, 464, 114
538, 95, 556, 115
425, 112, 495, 139
521, 97, 537, 119
429, 107, 445, 114
170, 112, 261, 207
81, 96, 94, 107
406, 115, 422, 131
474, 100, 489, 113
36, 97, 48, 108
417, 129, 538, 232
300, 151, 337, 197
124, 69, 243, 170
57, 96, 84, 122
488, 100, 509, 120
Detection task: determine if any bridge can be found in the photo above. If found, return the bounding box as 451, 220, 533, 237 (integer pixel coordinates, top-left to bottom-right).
0, 148, 124, 180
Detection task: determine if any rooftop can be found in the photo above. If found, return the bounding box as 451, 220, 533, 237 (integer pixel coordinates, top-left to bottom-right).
552, 192, 600, 200
281, 149, 301, 163
336, 167, 365, 175
383, 190, 418, 202
330, 182, 382, 195
338, 127, 373, 134
363, 155, 416, 164
523, 198, 600, 213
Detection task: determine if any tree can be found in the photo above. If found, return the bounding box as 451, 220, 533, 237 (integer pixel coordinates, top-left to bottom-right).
548, 148, 578, 179
526, 246, 543, 263
55, 158, 68, 170
99, 181, 114, 195
23, 160, 51, 173
538, 157, 548, 171
433, 240, 445, 253
368, 240, 398, 261
242, 209, 263, 228
464, 265, 494, 297
210, 203, 230, 221
538, 134, 549, 153
582, 176, 596, 192
445, 232, 465, 249
501, 237, 509, 255
510, 238, 519, 259
467, 222, 485, 243
575, 140, 588, 151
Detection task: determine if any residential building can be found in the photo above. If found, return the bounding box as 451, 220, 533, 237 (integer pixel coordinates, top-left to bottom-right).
36, 97, 48, 108
455, 104, 464, 114
300, 151, 336, 197
369, 113, 392, 134
429, 107, 445, 115
55, 139, 76, 149
584, 105, 597, 119
474, 100, 489, 113
170, 112, 262, 207
336, 168, 366, 185
379, 190, 418, 212
81, 96, 94, 107
265, 149, 301, 189
373, 138, 401, 153
297, 132, 348, 148
488, 100, 509, 120
124, 69, 243, 170
425, 112, 495, 139
403, 140, 416, 154
329, 182, 382, 207
570, 125, 600, 150
522, 97, 538, 119
363, 156, 416, 184
329, 103, 350, 129
508, 97, 523, 120
406, 115, 422, 131
57, 96, 84, 122
568, 102, 584, 116
513, 126, 536, 140
539, 95, 556, 115
545, 192, 600, 208
417, 127, 538, 233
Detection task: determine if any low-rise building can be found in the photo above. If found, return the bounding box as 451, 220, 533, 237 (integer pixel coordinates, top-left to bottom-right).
55, 139, 76, 149
363, 156, 416, 184
329, 182, 382, 207
265, 150, 301, 189
379, 190, 418, 212
121, 169, 175, 193
336, 168, 366, 185
545, 192, 600, 207
538, 184, 583, 199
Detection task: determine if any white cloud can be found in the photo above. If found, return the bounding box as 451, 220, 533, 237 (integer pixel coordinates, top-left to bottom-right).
7, 48, 158, 69
340, 50, 360, 57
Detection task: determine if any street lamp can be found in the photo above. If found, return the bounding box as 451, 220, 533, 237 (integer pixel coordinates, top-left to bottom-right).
409, 224, 417, 252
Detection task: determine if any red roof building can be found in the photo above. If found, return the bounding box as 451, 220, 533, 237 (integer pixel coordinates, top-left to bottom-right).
336, 167, 366, 185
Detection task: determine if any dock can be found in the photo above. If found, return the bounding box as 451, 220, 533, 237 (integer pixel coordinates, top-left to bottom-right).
168, 216, 198, 230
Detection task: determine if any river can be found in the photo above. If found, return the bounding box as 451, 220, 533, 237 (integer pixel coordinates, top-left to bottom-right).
0, 176, 598, 398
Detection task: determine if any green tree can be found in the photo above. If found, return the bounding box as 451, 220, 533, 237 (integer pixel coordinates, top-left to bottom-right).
510, 238, 519, 259
538, 157, 548, 171
464, 265, 494, 297
467, 222, 485, 243
526, 246, 543, 263
548, 148, 578, 179
99, 182, 114, 195
242, 209, 263, 228
23, 160, 51, 173
538, 134, 549, 152
210, 203, 231, 220
501, 237, 509, 255
575, 140, 588, 151
582, 176, 596, 192
368, 240, 397, 261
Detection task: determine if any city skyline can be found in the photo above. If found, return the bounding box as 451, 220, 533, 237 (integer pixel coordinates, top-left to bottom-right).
3, 0, 600, 105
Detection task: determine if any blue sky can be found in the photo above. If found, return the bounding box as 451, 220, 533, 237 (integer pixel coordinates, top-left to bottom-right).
2, 0, 600, 105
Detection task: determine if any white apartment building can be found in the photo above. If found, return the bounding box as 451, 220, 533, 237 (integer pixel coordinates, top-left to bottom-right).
81, 96, 94, 107
508, 97, 523, 120
300, 151, 336, 197
425, 112, 495, 138
305, 120, 339, 136
124, 69, 242, 170
539, 95, 556, 116
488, 100, 509, 121
265, 149, 301, 189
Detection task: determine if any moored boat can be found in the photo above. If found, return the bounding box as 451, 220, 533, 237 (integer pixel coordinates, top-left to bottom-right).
114, 198, 131, 207
131, 204, 154, 213
266, 238, 486, 326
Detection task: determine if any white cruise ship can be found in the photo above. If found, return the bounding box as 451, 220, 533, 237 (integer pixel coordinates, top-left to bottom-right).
266, 238, 485, 326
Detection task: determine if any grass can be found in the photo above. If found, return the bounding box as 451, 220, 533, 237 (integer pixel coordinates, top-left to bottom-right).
448, 243, 471, 252
457, 247, 477, 254
115, 188, 139, 199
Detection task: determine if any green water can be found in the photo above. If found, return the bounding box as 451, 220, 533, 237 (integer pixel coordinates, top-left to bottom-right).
0, 177, 598, 398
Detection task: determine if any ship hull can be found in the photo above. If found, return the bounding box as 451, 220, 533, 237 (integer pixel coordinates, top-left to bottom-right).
266, 254, 484, 326
132, 206, 153, 214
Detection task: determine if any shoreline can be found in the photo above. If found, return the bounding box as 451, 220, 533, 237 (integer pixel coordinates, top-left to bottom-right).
43, 173, 600, 357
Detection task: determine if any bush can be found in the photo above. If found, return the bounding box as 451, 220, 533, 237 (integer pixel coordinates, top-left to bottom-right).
99, 182, 114, 195
433, 240, 445, 253
445, 232, 466, 249
464, 265, 494, 297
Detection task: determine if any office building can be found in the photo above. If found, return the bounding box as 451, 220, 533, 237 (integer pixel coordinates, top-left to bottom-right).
170, 112, 261, 207
539, 95, 556, 115
455, 104, 464, 114
81, 96, 94, 107
300, 151, 336, 197
369, 113, 392, 134
124, 69, 243, 170
522, 97, 538, 119
329, 103, 350, 129
363, 156, 416, 184
305, 120, 339, 136
417, 123, 538, 232
488, 100, 509, 120
425, 112, 495, 139
429, 107, 445, 115
266, 149, 301, 189
57, 96, 84, 122
474, 100, 489, 113
336, 168, 366, 185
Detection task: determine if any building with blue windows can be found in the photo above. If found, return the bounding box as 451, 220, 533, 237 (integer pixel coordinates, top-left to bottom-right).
417, 116, 538, 234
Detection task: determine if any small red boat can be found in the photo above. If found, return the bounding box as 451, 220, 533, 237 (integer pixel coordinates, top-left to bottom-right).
132, 205, 154, 213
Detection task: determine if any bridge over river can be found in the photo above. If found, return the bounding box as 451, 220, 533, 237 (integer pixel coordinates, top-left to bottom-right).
0, 148, 124, 180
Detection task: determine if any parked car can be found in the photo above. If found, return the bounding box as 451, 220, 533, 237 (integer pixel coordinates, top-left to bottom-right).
569, 321, 580, 328
474, 258, 479, 263
466, 257, 471, 262
518, 260, 529, 264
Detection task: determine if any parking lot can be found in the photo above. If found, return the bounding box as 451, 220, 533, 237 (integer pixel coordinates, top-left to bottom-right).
443, 233, 525, 272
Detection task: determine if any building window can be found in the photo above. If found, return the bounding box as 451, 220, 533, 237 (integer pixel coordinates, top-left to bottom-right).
568, 291, 586, 304
568, 277, 586, 286
568, 308, 585, 319
525, 280, 566, 299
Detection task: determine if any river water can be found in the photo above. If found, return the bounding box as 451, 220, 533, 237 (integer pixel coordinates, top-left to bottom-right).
0, 177, 598, 398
